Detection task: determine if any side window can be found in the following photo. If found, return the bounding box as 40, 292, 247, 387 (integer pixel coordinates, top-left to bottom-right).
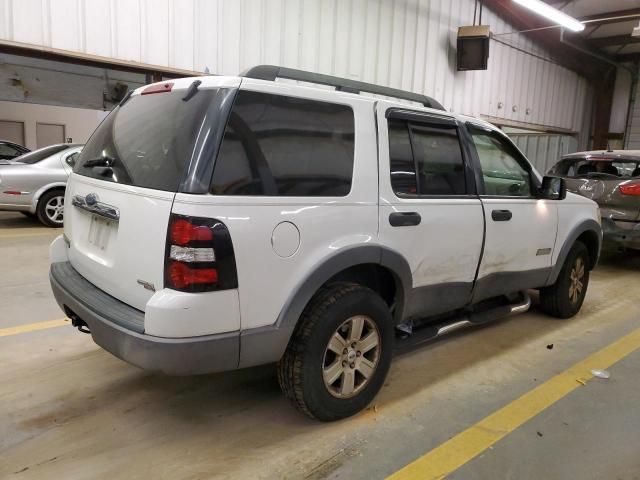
387, 117, 467, 196
468, 126, 532, 197
211, 91, 355, 196
0, 144, 20, 157
388, 119, 417, 195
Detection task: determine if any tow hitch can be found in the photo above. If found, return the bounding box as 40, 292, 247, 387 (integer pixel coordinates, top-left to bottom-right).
67, 311, 91, 334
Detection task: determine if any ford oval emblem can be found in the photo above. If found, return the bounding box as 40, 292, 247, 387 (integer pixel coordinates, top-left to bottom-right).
85, 193, 99, 206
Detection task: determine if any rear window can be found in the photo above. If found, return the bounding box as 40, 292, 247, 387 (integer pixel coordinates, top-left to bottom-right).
75, 88, 230, 191
16, 144, 69, 164
551, 158, 640, 178
211, 91, 355, 196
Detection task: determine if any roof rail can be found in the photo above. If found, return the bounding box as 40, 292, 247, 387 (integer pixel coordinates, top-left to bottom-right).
241, 65, 445, 111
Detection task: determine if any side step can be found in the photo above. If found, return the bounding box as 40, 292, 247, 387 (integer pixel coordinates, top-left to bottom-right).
395, 292, 531, 351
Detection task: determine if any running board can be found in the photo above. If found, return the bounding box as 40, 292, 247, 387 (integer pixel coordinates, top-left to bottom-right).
396, 292, 531, 350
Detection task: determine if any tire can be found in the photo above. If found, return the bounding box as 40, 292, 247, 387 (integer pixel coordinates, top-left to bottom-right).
36, 189, 65, 228
539, 241, 590, 319
277, 283, 394, 421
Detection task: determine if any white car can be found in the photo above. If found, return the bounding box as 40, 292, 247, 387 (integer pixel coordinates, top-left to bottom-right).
49, 66, 602, 421
0, 144, 83, 226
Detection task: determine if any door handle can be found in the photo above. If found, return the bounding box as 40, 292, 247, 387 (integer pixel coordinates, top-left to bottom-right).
389, 212, 421, 227
491, 209, 512, 222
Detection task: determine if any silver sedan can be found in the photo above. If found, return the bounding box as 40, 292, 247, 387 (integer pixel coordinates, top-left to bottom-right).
0, 144, 83, 227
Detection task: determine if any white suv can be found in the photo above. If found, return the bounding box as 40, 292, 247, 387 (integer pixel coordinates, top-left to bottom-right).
49, 66, 602, 421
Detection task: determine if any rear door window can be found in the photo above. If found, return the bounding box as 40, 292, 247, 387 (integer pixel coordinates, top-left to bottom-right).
211, 91, 355, 196
388, 117, 467, 196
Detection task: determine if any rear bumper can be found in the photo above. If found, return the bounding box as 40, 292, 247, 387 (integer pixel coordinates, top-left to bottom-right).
49, 261, 240, 375
601, 218, 640, 249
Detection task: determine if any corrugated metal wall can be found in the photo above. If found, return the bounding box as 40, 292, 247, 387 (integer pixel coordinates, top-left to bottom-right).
510, 134, 578, 174
0, 0, 591, 135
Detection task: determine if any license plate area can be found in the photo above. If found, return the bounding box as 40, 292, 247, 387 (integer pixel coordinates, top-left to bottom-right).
88, 215, 116, 250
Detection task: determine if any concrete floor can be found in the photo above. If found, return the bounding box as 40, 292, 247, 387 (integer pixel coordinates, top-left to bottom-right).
1, 210, 639, 479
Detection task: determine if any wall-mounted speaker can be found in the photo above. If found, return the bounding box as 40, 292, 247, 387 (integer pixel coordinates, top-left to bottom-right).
457, 25, 490, 71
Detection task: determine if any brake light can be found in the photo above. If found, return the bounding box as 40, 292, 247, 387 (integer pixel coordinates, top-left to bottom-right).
620, 182, 640, 196
164, 214, 238, 292
141, 82, 174, 95
168, 262, 218, 289
170, 219, 214, 245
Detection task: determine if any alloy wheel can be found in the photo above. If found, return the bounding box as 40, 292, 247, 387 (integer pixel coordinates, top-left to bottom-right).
569, 256, 585, 304
322, 315, 381, 399
45, 195, 64, 225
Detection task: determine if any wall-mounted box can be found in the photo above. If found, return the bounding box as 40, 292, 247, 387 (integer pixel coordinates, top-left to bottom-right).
457, 25, 490, 71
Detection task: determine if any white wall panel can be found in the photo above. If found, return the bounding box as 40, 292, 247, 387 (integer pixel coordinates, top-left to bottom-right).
0, 0, 591, 133
0, 100, 107, 150
83, 0, 112, 57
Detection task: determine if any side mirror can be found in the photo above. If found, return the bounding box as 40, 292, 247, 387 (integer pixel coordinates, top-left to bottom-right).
540, 176, 566, 200
65, 154, 77, 168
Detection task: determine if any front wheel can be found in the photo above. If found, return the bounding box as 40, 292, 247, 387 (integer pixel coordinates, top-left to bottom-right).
539, 241, 590, 318
278, 284, 393, 421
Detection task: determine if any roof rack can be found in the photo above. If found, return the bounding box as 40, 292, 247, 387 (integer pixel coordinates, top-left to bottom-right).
241, 65, 445, 111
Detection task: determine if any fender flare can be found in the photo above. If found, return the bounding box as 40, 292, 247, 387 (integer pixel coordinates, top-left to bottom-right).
31, 182, 66, 211
547, 219, 602, 285
276, 245, 412, 329
238, 245, 412, 368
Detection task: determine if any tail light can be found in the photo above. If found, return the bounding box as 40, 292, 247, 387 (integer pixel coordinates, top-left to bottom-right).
164, 214, 238, 292
620, 182, 640, 196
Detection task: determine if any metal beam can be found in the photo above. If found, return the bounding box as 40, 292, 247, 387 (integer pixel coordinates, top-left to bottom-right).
579, 8, 640, 25
0, 39, 201, 79
588, 35, 640, 48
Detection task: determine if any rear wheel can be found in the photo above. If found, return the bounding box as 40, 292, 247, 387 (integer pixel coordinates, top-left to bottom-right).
278, 284, 393, 421
539, 241, 589, 318
36, 190, 65, 227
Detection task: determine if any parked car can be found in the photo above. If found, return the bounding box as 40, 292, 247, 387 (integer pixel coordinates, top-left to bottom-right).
0, 143, 83, 227
49, 66, 602, 421
0, 140, 29, 162
549, 150, 640, 250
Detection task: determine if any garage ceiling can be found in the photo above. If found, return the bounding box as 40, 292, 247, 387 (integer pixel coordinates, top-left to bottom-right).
485, 0, 640, 80
555, 0, 640, 60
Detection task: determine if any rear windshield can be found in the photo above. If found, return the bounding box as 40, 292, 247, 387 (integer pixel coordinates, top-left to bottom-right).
551, 158, 640, 178
16, 144, 70, 164
75, 88, 231, 192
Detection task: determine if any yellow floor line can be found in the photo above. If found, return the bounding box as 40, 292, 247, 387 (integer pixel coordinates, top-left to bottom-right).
0, 230, 60, 239
0, 318, 68, 337
387, 327, 640, 480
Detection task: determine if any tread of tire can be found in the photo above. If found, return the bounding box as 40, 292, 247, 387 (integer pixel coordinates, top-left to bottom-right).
539, 240, 587, 319
277, 283, 361, 420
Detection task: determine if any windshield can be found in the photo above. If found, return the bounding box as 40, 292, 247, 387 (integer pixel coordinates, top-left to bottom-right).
15, 144, 70, 164
75, 87, 233, 192
550, 158, 640, 179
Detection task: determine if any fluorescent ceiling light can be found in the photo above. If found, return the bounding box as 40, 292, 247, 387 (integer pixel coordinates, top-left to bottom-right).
513, 0, 585, 32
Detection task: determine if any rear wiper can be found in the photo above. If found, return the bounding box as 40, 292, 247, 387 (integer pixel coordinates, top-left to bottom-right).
182, 80, 202, 102
84, 155, 117, 168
